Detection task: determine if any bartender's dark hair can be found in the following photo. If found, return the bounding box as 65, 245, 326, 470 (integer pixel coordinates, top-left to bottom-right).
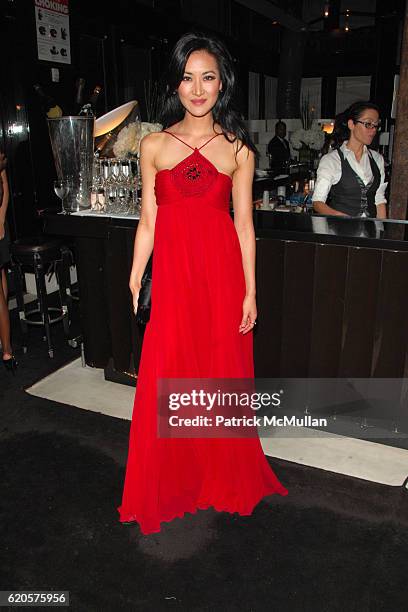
157, 31, 258, 160
332, 101, 380, 147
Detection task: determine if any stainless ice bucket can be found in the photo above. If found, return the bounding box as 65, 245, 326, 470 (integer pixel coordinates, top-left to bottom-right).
47, 116, 95, 211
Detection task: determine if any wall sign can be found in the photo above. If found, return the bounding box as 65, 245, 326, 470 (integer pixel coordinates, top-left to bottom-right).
34, 0, 71, 64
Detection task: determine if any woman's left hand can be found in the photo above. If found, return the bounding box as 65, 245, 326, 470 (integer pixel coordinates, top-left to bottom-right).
239, 294, 257, 334
0, 220, 4, 241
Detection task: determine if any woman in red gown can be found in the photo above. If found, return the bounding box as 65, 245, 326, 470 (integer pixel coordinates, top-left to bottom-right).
117, 31, 288, 535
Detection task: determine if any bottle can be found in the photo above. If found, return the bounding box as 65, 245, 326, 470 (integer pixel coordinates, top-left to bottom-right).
33, 83, 63, 118
78, 85, 102, 117
302, 192, 314, 214
304, 171, 315, 214
277, 185, 286, 206
94, 132, 113, 157
308, 171, 315, 193
262, 190, 269, 209
289, 180, 302, 208
289, 179, 299, 199
74, 77, 86, 113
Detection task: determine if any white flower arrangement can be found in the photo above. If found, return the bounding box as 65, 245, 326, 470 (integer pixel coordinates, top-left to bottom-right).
303, 127, 325, 150
289, 94, 326, 154
113, 121, 163, 158
139, 121, 163, 140
290, 127, 325, 151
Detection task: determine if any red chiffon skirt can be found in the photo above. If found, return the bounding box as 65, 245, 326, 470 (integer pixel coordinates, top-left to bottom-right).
117, 148, 288, 534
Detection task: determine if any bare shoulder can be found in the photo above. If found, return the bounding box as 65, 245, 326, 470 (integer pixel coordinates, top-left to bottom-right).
218, 128, 254, 165
232, 137, 255, 169
140, 131, 163, 151
139, 131, 167, 165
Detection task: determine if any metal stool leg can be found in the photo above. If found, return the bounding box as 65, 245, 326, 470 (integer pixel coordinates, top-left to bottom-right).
55, 250, 71, 340
10, 260, 29, 353
34, 252, 54, 358
62, 248, 73, 308
60, 245, 82, 349
64, 246, 79, 304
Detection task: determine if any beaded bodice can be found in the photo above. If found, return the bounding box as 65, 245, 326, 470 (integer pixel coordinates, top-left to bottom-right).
156, 130, 231, 197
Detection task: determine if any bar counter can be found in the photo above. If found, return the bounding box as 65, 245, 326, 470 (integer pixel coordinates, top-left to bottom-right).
42, 210, 408, 381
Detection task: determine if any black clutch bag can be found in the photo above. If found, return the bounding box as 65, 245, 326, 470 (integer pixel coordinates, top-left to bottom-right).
135, 255, 152, 325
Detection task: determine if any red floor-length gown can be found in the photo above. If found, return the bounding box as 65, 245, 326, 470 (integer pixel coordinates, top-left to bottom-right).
117, 129, 288, 534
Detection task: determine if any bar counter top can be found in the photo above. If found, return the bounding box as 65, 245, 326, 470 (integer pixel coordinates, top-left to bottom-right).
43, 208, 408, 251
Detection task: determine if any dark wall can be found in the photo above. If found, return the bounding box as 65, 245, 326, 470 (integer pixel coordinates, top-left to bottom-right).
1, 0, 403, 238
0, 0, 280, 240
303, 0, 405, 119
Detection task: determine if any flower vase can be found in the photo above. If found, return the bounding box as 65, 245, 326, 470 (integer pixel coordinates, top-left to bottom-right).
298, 144, 311, 164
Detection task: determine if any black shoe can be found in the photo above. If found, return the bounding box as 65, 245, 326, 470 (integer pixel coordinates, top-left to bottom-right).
3, 355, 18, 375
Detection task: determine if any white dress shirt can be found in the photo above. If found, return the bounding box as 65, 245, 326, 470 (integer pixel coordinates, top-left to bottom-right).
312, 141, 387, 206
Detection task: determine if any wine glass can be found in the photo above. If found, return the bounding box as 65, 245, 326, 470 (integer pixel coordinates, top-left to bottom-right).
53, 178, 72, 214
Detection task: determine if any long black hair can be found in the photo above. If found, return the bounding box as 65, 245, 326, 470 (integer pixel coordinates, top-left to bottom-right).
157, 31, 258, 160
332, 101, 380, 147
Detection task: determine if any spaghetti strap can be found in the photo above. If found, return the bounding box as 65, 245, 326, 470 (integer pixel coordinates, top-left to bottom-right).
162, 131, 195, 150
198, 133, 222, 150
162, 130, 222, 151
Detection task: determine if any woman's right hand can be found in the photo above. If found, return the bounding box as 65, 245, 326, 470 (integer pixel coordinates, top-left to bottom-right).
129, 277, 142, 315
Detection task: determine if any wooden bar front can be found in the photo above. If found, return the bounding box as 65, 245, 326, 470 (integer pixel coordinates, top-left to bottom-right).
42, 211, 408, 381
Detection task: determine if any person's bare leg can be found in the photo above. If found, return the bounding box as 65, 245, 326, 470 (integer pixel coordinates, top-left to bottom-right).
0, 268, 2, 350
0, 268, 12, 358
1, 267, 8, 303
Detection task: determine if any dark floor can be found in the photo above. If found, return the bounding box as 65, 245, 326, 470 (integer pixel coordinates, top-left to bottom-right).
1, 295, 408, 612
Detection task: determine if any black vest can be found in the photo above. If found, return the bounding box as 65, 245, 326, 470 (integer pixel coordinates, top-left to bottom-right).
328, 148, 381, 218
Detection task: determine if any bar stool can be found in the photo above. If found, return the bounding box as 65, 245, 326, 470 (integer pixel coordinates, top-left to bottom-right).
60, 237, 79, 306
10, 236, 73, 358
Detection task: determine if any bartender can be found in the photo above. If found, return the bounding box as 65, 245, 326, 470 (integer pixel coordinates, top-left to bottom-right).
312, 101, 387, 219
267, 120, 291, 172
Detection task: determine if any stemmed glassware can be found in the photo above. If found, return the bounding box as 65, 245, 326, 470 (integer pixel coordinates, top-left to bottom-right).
113, 160, 127, 213
130, 155, 142, 216
91, 159, 105, 212
53, 177, 74, 214
103, 160, 117, 214
88, 155, 141, 216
